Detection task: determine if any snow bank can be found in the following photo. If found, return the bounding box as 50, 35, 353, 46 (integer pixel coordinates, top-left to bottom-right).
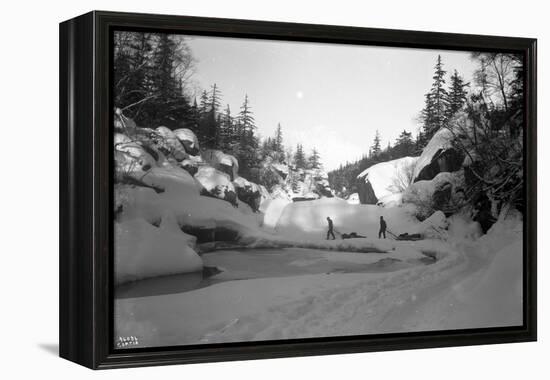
118, 177, 261, 241
346, 193, 360, 205
260, 198, 290, 229
142, 166, 199, 196
447, 213, 483, 241
441, 240, 522, 328
275, 197, 420, 240
115, 219, 203, 284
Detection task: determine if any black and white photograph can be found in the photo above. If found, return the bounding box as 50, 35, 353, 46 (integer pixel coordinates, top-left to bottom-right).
112, 30, 526, 349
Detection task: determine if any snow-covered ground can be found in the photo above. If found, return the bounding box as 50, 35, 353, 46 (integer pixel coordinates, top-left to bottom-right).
114, 201, 522, 347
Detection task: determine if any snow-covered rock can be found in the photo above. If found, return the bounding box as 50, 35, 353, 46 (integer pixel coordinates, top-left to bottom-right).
194, 166, 237, 206
357, 156, 418, 205
173, 128, 200, 155
403, 171, 465, 219
203, 149, 239, 180
180, 154, 204, 176
233, 176, 262, 211
414, 128, 464, 182
271, 163, 289, 179
153, 126, 189, 162
114, 133, 158, 177
115, 218, 203, 284
409, 210, 449, 238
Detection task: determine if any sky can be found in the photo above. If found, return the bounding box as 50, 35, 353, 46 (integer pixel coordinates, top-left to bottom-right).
185, 35, 477, 171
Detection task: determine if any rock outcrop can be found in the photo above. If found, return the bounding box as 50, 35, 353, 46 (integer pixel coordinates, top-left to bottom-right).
194, 166, 238, 206
413, 129, 464, 182
357, 180, 378, 205
233, 176, 262, 212
173, 128, 200, 156
356, 156, 418, 205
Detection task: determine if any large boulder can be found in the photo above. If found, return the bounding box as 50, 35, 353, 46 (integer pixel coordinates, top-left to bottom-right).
153, 126, 188, 162
403, 171, 465, 219
356, 156, 418, 205
194, 166, 238, 206
357, 180, 378, 205
311, 169, 334, 198
414, 129, 464, 182
271, 163, 289, 179
173, 128, 200, 156
180, 155, 204, 176
114, 133, 157, 178
233, 176, 262, 212
203, 150, 239, 180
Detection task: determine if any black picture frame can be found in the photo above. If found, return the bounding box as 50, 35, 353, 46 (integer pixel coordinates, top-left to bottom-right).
59, 10, 537, 369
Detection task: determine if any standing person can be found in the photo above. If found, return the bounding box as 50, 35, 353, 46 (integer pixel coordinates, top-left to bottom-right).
326, 217, 336, 240
379, 216, 387, 239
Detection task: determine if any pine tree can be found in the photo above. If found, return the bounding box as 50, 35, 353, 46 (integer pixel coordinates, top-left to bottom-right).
189, 98, 200, 133
414, 129, 427, 155
446, 70, 469, 120
421, 55, 449, 142
149, 34, 183, 128
219, 104, 236, 152
199, 90, 209, 114
239, 94, 255, 136
274, 123, 284, 153
394, 130, 415, 157
371, 130, 382, 157
209, 83, 222, 114
237, 94, 259, 180
200, 83, 222, 149
294, 144, 306, 169
308, 147, 321, 169
113, 32, 194, 130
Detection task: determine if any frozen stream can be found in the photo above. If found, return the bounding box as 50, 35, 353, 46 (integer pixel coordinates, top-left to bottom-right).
116, 247, 433, 299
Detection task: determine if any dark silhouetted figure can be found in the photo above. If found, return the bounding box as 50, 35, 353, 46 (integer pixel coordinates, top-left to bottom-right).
379, 216, 387, 239
326, 217, 336, 240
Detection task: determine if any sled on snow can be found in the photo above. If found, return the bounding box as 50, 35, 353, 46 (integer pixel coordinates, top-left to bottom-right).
329, 230, 367, 240
387, 229, 424, 241
340, 232, 367, 239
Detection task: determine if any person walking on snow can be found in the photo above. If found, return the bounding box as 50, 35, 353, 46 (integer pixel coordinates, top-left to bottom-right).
326, 217, 336, 240
379, 216, 387, 239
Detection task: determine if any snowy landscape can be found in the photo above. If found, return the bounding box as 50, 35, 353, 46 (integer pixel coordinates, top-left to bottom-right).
113, 32, 524, 348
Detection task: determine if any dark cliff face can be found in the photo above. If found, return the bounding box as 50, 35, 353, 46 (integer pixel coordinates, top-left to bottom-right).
415, 147, 465, 182
357, 179, 378, 205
